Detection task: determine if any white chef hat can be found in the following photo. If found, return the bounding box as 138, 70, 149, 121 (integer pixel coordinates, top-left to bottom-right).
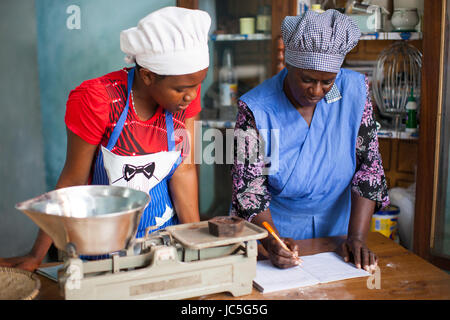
120, 6, 211, 75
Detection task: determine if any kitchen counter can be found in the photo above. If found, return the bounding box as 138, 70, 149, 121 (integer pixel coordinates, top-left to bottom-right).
34, 232, 450, 300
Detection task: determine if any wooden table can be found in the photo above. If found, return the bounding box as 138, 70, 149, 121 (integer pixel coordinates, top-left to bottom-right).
35, 232, 450, 300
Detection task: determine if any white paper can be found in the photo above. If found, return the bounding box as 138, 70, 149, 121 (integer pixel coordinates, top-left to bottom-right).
36, 264, 63, 282
253, 260, 319, 293
253, 252, 370, 293
300, 252, 370, 283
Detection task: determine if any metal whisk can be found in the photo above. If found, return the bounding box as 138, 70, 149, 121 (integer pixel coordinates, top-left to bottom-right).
372, 41, 422, 135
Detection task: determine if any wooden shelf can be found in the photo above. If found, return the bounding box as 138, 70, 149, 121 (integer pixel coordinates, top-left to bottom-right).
201, 119, 236, 129
211, 32, 421, 41
210, 33, 271, 41
378, 129, 419, 140
360, 32, 422, 40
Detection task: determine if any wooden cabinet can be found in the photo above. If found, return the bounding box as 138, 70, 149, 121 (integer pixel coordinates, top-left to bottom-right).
178, 0, 293, 78
378, 138, 418, 188
268, 1, 422, 193
414, 0, 449, 269
177, 0, 448, 269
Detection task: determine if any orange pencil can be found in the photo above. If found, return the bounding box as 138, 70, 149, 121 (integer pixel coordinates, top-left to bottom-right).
262, 221, 302, 263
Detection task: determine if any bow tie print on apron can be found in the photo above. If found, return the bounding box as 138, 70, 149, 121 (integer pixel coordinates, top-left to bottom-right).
122, 163, 156, 182
101, 146, 180, 193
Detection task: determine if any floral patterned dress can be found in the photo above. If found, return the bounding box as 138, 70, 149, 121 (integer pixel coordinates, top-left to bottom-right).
230, 76, 390, 222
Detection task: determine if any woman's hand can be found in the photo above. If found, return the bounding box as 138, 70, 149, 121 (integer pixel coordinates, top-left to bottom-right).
263, 236, 301, 269
342, 191, 378, 271
0, 254, 42, 272
252, 210, 301, 269
337, 236, 377, 271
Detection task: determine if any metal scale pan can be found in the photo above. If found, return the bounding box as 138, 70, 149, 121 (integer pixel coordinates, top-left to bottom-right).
15, 185, 150, 256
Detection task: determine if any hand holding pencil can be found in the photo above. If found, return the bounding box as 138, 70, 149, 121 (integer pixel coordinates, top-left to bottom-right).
262, 222, 303, 267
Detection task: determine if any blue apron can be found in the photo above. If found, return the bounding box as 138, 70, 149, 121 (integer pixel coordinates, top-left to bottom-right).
84, 67, 182, 259
240, 68, 366, 240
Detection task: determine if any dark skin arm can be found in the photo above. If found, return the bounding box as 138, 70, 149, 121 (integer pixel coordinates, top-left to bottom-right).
250, 191, 377, 271
336, 190, 377, 271
1, 116, 204, 270
168, 115, 200, 223
0, 129, 97, 271
1, 114, 202, 271
252, 209, 301, 269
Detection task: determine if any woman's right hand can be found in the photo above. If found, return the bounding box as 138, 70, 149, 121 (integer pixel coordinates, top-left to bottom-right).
252, 210, 301, 269
262, 237, 301, 269
0, 255, 42, 272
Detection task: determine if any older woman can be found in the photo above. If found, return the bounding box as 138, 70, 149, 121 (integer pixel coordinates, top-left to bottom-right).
231, 10, 389, 270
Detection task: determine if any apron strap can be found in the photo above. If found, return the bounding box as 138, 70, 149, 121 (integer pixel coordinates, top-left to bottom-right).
165, 110, 176, 152
106, 67, 135, 150
165, 110, 183, 177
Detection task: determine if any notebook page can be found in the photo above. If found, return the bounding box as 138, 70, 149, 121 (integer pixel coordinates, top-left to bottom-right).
253, 260, 319, 293
36, 264, 63, 282
300, 252, 370, 283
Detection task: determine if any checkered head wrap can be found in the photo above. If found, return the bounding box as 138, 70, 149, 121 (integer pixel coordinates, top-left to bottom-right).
281, 9, 361, 73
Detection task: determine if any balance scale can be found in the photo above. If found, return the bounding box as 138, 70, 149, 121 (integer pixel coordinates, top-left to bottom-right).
59, 221, 266, 300
15, 185, 267, 300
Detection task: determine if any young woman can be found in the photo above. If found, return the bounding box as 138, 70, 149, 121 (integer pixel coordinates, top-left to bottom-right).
0, 6, 210, 270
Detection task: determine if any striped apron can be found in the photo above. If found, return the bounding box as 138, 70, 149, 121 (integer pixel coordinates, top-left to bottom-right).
84, 67, 182, 260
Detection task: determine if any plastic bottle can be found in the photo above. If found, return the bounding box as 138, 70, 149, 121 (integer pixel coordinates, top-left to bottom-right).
256, 5, 271, 33
311, 4, 325, 13
297, 0, 311, 15
219, 48, 238, 107
405, 90, 418, 133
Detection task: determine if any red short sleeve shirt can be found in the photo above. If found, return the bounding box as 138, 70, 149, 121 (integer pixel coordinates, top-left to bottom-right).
65, 68, 201, 157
